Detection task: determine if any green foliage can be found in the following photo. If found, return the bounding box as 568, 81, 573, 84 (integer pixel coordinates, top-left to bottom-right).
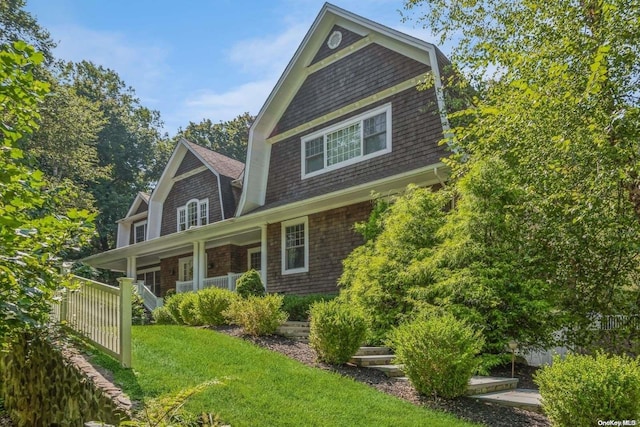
179, 292, 203, 326
176, 112, 254, 162
0, 42, 94, 341
164, 293, 188, 325
223, 295, 287, 336
0, 0, 56, 64
235, 269, 265, 299
389, 312, 484, 398
131, 286, 146, 325
338, 186, 449, 343
281, 293, 337, 321
196, 287, 238, 326
309, 300, 368, 364
121, 380, 224, 427
403, 0, 640, 351
151, 306, 175, 325
535, 352, 640, 426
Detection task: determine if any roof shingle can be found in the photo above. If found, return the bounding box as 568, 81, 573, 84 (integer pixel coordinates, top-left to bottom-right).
184, 140, 245, 179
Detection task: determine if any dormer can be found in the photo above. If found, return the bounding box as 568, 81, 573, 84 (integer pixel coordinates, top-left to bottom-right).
116, 192, 150, 248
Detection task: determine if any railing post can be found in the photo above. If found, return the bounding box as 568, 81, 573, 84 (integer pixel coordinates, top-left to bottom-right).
60, 262, 73, 323
117, 277, 133, 368
227, 272, 233, 291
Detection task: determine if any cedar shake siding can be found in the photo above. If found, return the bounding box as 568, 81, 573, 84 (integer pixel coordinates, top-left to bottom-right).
160, 170, 222, 236
175, 150, 203, 176
219, 175, 237, 219
266, 201, 372, 295
310, 25, 365, 65
271, 43, 429, 136
264, 87, 445, 209
134, 200, 148, 215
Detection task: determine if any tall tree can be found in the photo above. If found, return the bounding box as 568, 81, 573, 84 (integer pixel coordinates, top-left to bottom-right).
0, 42, 93, 341
404, 0, 640, 349
176, 112, 254, 162
62, 61, 169, 252
0, 0, 55, 64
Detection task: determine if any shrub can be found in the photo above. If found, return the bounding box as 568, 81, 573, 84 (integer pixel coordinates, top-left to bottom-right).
151, 306, 175, 324
178, 292, 202, 326
164, 292, 188, 324
196, 287, 238, 326
281, 293, 337, 321
309, 300, 367, 364
163, 288, 176, 302
389, 312, 484, 398
535, 352, 640, 426
223, 295, 287, 336
235, 269, 265, 298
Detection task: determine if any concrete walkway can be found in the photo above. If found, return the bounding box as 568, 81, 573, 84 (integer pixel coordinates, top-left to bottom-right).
468, 388, 542, 413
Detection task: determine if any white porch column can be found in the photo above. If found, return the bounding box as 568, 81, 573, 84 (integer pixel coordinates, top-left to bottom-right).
126, 256, 137, 279
198, 240, 206, 289
260, 224, 268, 292
192, 241, 200, 291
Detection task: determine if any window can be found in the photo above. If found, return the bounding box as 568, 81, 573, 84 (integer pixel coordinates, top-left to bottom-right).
281, 217, 309, 274
177, 198, 209, 231
178, 257, 193, 282
248, 247, 261, 271
134, 220, 147, 243
136, 267, 161, 296
302, 104, 391, 178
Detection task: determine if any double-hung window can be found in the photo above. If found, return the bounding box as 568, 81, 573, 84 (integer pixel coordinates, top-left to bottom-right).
302, 104, 391, 177
281, 217, 309, 274
177, 198, 209, 231
134, 220, 147, 243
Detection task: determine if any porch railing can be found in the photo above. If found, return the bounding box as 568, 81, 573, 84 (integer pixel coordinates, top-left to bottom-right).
176, 272, 244, 293
51, 276, 132, 367
136, 281, 163, 311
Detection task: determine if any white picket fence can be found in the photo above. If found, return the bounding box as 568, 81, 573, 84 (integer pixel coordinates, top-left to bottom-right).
51, 276, 132, 367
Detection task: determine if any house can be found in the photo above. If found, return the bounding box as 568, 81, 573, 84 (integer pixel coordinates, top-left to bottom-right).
82, 3, 451, 300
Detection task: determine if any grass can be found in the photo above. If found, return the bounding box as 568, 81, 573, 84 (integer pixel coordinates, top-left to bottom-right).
90, 325, 478, 427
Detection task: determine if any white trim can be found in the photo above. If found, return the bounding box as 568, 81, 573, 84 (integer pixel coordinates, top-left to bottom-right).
301, 104, 392, 179
177, 198, 209, 231
171, 165, 208, 182
216, 174, 226, 219
125, 192, 150, 218
306, 36, 372, 75
247, 247, 262, 270
137, 266, 160, 274
281, 216, 309, 275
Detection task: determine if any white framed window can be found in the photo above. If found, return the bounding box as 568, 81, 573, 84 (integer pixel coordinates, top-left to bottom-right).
178, 257, 193, 282
136, 266, 161, 296
281, 217, 309, 274
134, 220, 147, 243
301, 104, 392, 178
177, 198, 209, 231
247, 247, 261, 271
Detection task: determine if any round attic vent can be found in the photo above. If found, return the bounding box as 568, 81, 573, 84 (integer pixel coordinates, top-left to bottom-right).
327, 30, 342, 49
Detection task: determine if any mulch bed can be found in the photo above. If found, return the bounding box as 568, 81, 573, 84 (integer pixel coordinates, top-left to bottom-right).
214, 326, 550, 427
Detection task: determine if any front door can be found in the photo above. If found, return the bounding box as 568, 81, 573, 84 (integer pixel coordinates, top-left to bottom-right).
179, 257, 193, 282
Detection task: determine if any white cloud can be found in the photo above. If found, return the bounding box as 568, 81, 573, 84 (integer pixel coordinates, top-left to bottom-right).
226, 23, 308, 77
48, 24, 172, 108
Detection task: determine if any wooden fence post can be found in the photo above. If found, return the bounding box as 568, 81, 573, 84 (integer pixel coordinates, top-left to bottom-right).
117, 277, 133, 368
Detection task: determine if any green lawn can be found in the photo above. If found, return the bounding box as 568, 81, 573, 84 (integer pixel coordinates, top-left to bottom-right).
92, 325, 478, 427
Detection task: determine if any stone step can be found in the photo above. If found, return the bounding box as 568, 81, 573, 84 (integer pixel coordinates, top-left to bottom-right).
468, 389, 542, 413
355, 346, 392, 356
350, 354, 396, 367
465, 376, 519, 396
280, 321, 310, 328
277, 328, 310, 334
370, 364, 405, 378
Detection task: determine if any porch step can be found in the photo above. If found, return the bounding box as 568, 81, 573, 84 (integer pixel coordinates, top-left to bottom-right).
350, 354, 396, 367
370, 364, 405, 378
355, 346, 391, 356
276, 321, 310, 341
465, 376, 519, 396
468, 389, 542, 413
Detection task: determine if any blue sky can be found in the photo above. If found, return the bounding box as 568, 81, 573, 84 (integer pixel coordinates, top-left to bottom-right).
25, 0, 447, 136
